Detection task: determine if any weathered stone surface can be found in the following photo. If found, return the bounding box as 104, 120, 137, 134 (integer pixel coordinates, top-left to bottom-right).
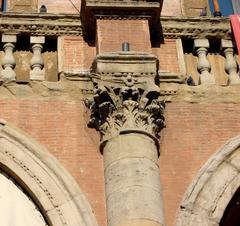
86, 52, 165, 144
0, 121, 99, 226
181, 0, 210, 17
8, 0, 38, 13
86, 52, 165, 226
176, 135, 240, 226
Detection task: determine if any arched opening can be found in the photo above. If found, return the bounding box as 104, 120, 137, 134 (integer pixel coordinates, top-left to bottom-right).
176, 135, 240, 226
220, 187, 240, 226
0, 119, 98, 226
0, 170, 47, 226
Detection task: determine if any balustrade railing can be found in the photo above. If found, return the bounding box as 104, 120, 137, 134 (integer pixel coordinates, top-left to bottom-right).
0, 34, 58, 83
184, 38, 240, 86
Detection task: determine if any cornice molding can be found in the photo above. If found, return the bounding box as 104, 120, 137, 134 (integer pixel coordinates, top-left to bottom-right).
0, 13, 82, 36
0, 13, 232, 40
160, 16, 231, 39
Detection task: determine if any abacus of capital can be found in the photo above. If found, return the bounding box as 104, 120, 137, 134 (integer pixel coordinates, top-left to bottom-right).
86, 51, 166, 226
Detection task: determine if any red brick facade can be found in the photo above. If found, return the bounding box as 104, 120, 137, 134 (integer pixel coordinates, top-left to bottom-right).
1, 99, 239, 226
0, 1, 237, 226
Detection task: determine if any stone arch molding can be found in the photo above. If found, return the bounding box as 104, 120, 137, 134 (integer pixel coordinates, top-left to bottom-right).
0, 119, 98, 226
176, 135, 240, 226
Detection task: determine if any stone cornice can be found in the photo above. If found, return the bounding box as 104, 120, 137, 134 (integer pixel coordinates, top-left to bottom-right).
0, 13, 232, 39
160, 16, 231, 39
0, 12, 82, 36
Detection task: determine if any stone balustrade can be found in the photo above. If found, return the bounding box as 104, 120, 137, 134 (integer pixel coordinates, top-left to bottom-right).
185, 38, 240, 86
0, 32, 62, 84
30, 36, 45, 81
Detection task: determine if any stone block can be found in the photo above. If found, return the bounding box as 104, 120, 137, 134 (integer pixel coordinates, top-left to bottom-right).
194, 39, 209, 49
30, 36, 45, 44
2, 34, 17, 43
221, 39, 234, 50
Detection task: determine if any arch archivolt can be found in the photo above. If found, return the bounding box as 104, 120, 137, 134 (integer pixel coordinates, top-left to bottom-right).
0, 119, 98, 226
176, 135, 240, 226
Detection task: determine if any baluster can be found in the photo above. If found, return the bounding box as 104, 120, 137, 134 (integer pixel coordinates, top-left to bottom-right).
221, 39, 240, 85
194, 39, 215, 85
1, 34, 17, 81
30, 36, 45, 81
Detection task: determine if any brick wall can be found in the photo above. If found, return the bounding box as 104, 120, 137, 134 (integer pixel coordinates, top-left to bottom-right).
152, 39, 180, 73
1, 100, 240, 226
0, 99, 106, 226
62, 36, 96, 72
96, 19, 151, 53
160, 102, 240, 226
161, 0, 182, 16
37, 0, 181, 16
38, 0, 81, 13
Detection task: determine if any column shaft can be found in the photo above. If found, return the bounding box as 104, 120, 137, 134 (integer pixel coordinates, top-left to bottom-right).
103, 133, 164, 226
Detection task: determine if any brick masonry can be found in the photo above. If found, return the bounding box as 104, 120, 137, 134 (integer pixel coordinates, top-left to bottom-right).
160, 102, 240, 226
0, 99, 106, 226
63, 36, 96, 71
1, 100, 240, 226
38, 0, 81, 13
96, 19, 151, 53
37, 0, 182, 16
152, 39, 180, 73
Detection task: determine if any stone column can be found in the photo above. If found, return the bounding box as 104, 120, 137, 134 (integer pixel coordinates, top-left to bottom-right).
221, 39, 240, 85
1, 34, 17, 81
194, 39, 215, 85
86, 53, 165, 226
30, 36, 45, 81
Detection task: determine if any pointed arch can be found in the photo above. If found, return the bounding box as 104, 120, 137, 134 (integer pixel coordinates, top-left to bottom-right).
0, 119, 98, 226
176, 135, 240, 226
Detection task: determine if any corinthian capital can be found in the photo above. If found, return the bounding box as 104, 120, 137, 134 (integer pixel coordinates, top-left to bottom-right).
85, 74, 165, 144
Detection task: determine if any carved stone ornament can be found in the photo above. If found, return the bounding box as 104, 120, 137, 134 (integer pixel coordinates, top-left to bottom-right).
85, 74, 165, 148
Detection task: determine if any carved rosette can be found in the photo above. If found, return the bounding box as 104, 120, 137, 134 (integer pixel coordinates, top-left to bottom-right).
85, 75, 165, 148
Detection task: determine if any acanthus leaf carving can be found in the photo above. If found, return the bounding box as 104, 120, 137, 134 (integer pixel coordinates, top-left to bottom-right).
85, 74, 165, 143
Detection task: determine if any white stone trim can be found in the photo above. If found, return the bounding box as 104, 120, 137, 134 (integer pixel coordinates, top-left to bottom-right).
0, 119, 98, 226
176, 135, 240, 226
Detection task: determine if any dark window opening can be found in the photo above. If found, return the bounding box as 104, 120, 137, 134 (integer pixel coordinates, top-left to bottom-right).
1, 0, 7, 12
44, 36, 57, 52
220, 187, 240, 226
182, 39, 194, 54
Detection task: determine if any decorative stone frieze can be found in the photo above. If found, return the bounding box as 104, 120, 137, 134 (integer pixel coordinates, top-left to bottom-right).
0, 13, 82, 36
0, 14, 231, 39
160, 17, 231, 39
